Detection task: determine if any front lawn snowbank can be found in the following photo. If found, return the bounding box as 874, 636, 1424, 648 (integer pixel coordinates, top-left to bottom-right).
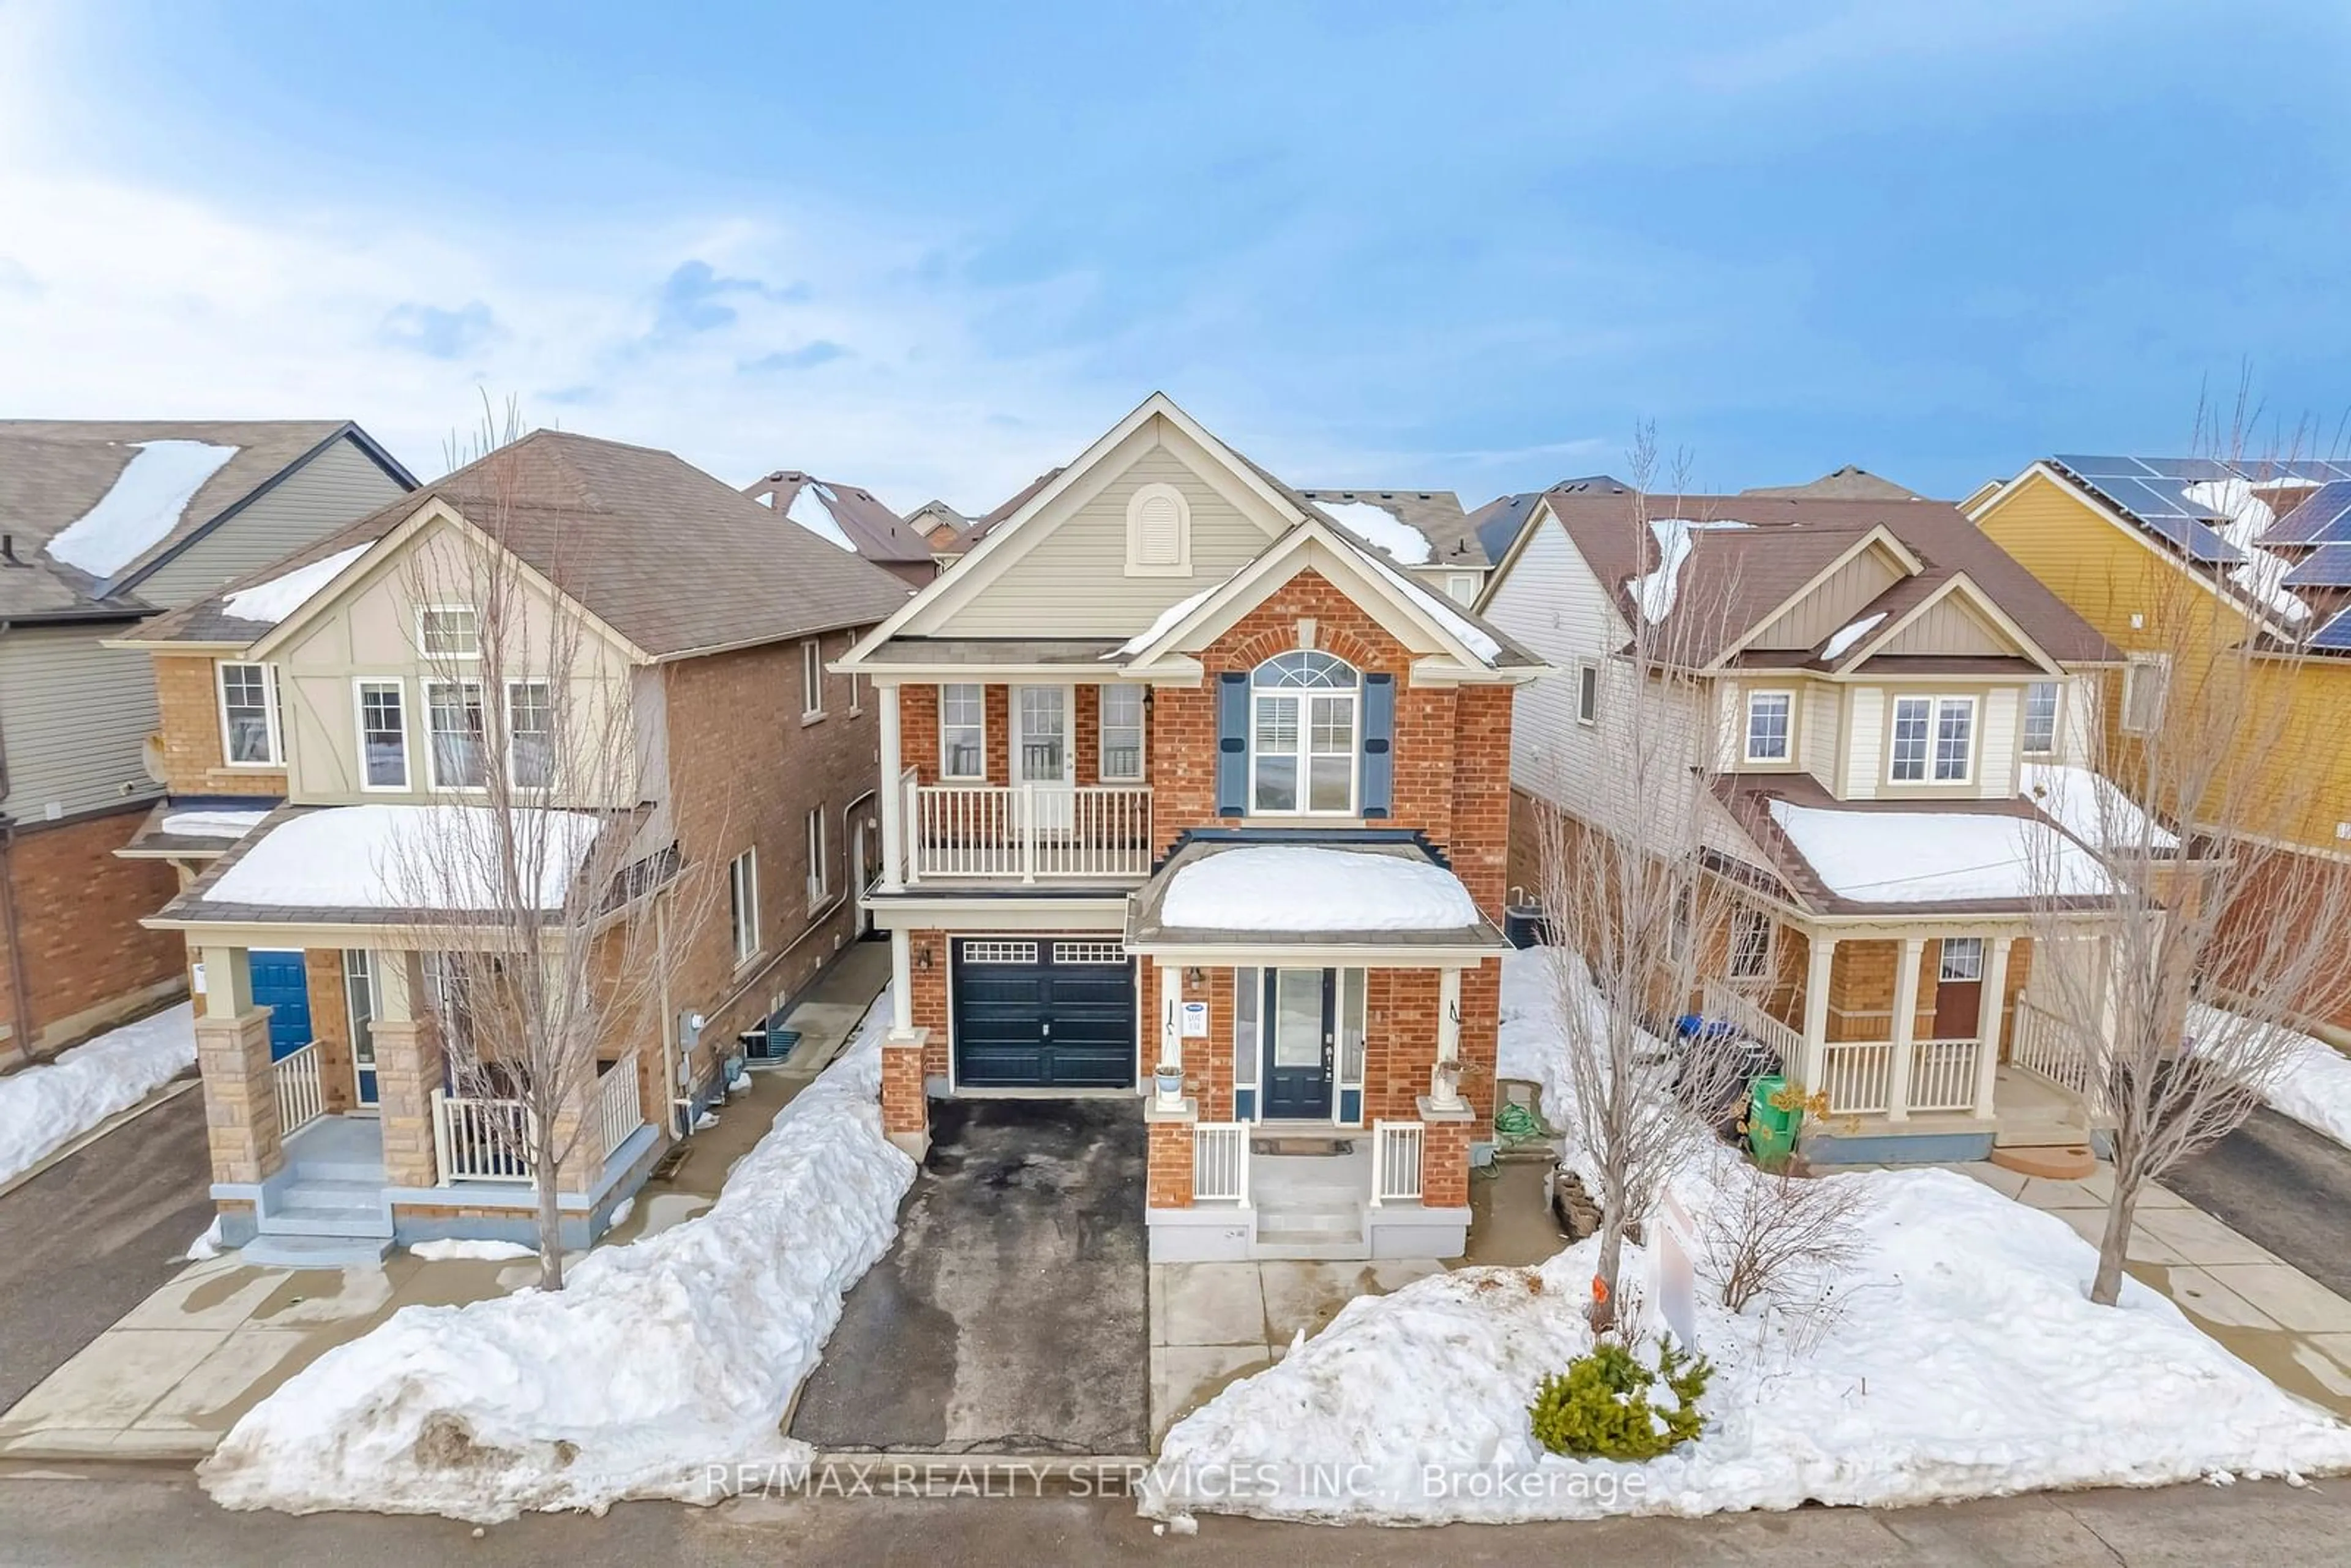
0, 1003, 194, 1186
2195, 1003, 2351, 1150
200, 993, 915, 1521
1144, 1163, 2351, 1526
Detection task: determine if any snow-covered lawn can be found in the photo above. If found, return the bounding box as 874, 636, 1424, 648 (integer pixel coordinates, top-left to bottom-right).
200, 992, 915, 1521
0, 1003, 194, 1187
2191, 1003, 2351, 1150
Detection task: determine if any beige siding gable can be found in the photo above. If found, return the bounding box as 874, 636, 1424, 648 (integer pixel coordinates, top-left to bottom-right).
1872, 592, 2023, 659
920, 416, 1289, 639
1745, 546, 1905, 651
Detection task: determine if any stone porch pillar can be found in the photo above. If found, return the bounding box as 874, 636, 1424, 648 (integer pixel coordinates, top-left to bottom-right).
370, 950, 444, 1188
1886, 936, 1925, 1121
1798, 933, 1837, 1097
193, 944, 283, 1186
1972, 936, 2014, 1121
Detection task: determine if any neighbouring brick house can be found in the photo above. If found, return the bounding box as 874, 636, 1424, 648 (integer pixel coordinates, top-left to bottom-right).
836, 394, 1546, 1261
0, 421, 416, 1067
113, 430, 910, 1262
1480, 486, 2140, 1172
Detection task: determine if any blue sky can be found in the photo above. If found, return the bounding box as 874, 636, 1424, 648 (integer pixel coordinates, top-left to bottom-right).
4, 0, 2349, 510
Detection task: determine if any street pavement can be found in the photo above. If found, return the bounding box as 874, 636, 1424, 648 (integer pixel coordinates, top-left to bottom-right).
0, 1084, 213, 1414
2167, 1108, 2351, 1300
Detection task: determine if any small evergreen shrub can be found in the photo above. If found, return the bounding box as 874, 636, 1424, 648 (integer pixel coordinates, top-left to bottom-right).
1528, 1338, 1711, 1460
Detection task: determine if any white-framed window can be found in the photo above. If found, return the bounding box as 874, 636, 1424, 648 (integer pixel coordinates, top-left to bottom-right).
1576, 662, 1599, 726
1445, 572, 1479, 606
847, 669, 863, 715
424, 678, 487, 790
506, 680, 553, 789
219, 662, 282, 766
418, 606, 480, 660
940, 683, 985, 779
1939, 936, 1985, 982
1053, 940, 1125, 964
2122, 656, 2169, 734
729, 849, 760, 966
1744, 690, 1794, 763
1889, 695, 1976, 784
1125, 481, 1191, 576
1100, 684, 1146, 781
2023, 680, 2060, 756
1728, 906, 1774, 980
355, 679, 407, 790
1250, 650, 1358, 814
960, 940, 1037, 964
805, 806, 830, 908
801, 638, 825, 718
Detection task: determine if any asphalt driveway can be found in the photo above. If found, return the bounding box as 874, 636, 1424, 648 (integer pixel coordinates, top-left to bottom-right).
790, 1097, 1149, 1455
0, 1082, 214, 1415
2165, 1108, 2351, 1299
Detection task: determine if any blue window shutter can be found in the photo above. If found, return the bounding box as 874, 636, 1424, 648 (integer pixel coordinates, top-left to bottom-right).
1360, 672, 1395, 819
1216, 672, 1250, 816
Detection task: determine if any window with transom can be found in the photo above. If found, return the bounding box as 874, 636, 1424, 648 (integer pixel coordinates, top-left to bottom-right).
1250, 651, 1359, 814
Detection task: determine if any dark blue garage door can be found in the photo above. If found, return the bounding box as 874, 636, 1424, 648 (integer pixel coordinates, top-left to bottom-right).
953, 938, 1136, 1089
246, 949, 313, 1061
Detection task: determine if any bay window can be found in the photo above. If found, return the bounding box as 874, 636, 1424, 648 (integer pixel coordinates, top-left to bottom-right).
1744, 690, 1793, 763
1890, 695, 1976, 784
2023, 681, 2059, 756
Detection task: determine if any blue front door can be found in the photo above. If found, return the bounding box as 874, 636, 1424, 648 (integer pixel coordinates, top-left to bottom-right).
1262, 969, 1334, 1120
246, 950, 313, 1062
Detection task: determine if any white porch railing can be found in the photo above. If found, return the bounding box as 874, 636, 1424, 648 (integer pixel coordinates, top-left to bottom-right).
1700, 980, 1804, 1065
1193, 1121, 1249, 1203
1370, 1119, 1425, 1206
1820, 1040, 1894, 1114
1907, 1038, 1982, 1113
432, 1089, 534, 1183
594, 1056, 644, 1162
273, 1041, 325, 1138
2011, 999, 2090, 1096
904, 782, 1152, 882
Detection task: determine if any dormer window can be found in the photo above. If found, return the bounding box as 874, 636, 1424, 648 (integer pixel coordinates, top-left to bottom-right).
1125, 482, 1191, 576
1251, 651, 1357, 813
1890, 694, 1976, 784
1744, 690, 1793, 763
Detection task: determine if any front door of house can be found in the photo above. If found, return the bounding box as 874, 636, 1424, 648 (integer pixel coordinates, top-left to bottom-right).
1933, 937, 1985, 1038
246, 949, 312, 1061
1262, 968, 1335, 1119
1012, 686, 1074, 834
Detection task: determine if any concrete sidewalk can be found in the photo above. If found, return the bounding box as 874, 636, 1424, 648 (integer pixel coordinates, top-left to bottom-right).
1960, 1161, 2351, 1419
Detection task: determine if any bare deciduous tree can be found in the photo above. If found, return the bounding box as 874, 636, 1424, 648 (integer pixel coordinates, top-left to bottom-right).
1694, 1163, 1866, 1333
386, 403, 722, 1288
2024, 393, 2351, 1306
1529, 427, 1766, 1333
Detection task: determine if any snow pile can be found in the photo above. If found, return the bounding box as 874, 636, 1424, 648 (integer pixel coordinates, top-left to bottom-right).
2022, 763, 2178, 853
1767, 799, 2117, 904
2182, 478, 2310, 625
1495, 947, 1672, 1134
1315, 500, 1433, 566
2186, 1003, 2351, 1150
43, 440, 239, 579
0, 1003, 195, 1185
160, 809, 271, 839
203, 806, 604, 912
222, 541, 375, 625
408, 1239, 538, 1263
1160, 846, 1482, 932
1112, 579, 1226, 656
200, 994, 917, 1522
1145, 1161, 2351, 1526
785, 482, 857, 553
1820, 610, 1886, 662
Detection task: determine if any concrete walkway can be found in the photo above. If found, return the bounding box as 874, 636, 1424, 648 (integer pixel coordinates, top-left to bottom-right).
1960, 1161, 2351, 1418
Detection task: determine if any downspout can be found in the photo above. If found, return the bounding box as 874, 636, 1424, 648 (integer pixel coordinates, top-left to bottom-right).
655, 885, 683, 1138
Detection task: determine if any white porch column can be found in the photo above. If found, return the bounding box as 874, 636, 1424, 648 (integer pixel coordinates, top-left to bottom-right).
877, 681, 904, 893
1972, 936, 2014, 1120
1436, 967, 1462, 1067
1799, 934, 1836, 1096
1886, 936, 1924, 1121
889, 927, 914, 1036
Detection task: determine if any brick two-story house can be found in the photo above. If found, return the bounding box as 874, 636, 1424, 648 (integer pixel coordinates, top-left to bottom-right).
111, 430, 910, 1262
1482, 486, 2137, 1171
836, 394, 1546, 1262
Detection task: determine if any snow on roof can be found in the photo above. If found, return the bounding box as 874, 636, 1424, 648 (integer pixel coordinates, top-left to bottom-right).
160, 809, 271, 839
1160, 846, 1482, 932
203, 805, 604, 912
1821, 610, 1888, 662
785, 482, 857, 553
1316, 500, 1433, 566
43, 440, 240, 579
1111, 578, 1228, 656
220, 541, 374, 625
1766, 798, 2116, 904
2182, 478, 2311, 625
2021, 762, 2178, 853
1624, 517, 1755, 625
1337, 533, 1502, 662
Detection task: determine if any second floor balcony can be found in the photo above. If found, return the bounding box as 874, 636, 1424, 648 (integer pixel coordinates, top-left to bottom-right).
894, 769, 1153, 883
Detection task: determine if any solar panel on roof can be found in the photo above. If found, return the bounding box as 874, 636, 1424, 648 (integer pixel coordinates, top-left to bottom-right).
2052, 454, 2158, 478
2267, 481, 2351, 545
2132, 457, 2241, 482
2309, 607, 2351, 651
2282, 544, 2351, 588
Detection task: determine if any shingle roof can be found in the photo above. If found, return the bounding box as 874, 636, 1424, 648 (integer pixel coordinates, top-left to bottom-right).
0, 420, 403, 622
1295, 488, 1484, 569
1741, 465, 1926, 502
744, 470, 934, 565
956, 467, 1065, 549
129, 430, 914, 658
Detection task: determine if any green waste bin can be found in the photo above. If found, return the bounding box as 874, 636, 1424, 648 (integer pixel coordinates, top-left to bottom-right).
1747, 1074, 1799, 1165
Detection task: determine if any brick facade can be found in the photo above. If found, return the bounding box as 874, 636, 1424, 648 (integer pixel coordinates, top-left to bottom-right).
152, 654, 287, 798
0, 808, 187, 1063
1146, 1118, 1194, 1209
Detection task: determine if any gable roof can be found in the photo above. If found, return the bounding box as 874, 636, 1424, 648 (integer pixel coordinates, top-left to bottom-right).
1532, 490, 2116, 670
1294, 488, 1484, 570
743, 470, 934, 566
1741, 464, 1925, 501
124, 430, 913, 659
0, 420, 416, 624
953, 467, 1065, 549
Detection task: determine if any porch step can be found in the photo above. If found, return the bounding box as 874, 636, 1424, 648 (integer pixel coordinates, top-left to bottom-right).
290, 1156, 389, 1185
276, 1179, 381, 1214
1253, 1206, 1360, 1239
1251, 1232, 1372, 1261
1989, 1143, 2099, 1181
240, 1233, 394, 1269
261, 1204, 396, 1240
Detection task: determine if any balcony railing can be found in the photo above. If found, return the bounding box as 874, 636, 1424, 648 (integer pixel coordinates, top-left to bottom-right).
1700, 980, 1804, 1067
1193, 1121, 1250, 1202
432, 1089, 534, 1183
1370, 1119, 1425, 1206
903, 779, 1152, 882
594, 1056, 644, 1163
